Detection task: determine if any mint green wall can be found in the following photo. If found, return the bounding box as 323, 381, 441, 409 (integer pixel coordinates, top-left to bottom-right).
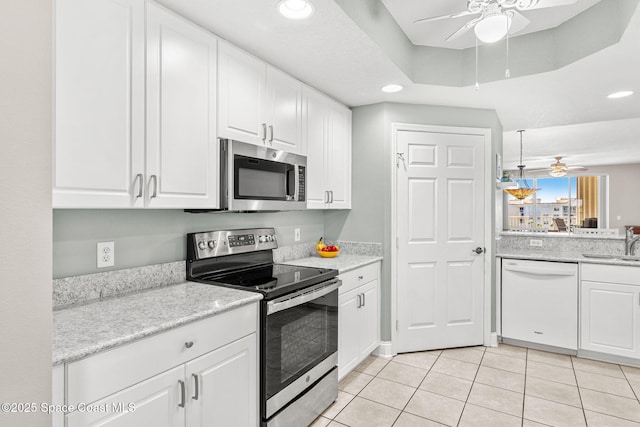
53, 210, 325, 278
327, 102, 503, 342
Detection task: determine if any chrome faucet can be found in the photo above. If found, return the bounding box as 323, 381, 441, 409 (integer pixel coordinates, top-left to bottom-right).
625, 227, 640, 255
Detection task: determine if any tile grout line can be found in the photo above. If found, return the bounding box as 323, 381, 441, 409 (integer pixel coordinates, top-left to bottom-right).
569, 354, 589, 426
521, 347, 528, 427
455, 347, 487, 426
392, 351, 440, 426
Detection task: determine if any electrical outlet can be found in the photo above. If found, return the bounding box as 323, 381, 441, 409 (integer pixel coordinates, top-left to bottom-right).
97, 241, 115, 268
530, 239, 543, 247
294, 228, 301, 242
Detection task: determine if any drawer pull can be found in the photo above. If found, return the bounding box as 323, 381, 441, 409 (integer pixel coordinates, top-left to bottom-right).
362, 292, 366, 306
192, 374, 199, 400
178, 380, 186, 408
185, 341, 194, 349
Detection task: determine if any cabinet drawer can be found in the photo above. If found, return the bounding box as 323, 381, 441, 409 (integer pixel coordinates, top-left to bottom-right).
582, 264, 640, 286
339, 263, 379, 295
67, 303, 257, 407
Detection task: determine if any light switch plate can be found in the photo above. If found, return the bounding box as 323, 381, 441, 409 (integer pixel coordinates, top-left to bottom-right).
294, 228, 301, 242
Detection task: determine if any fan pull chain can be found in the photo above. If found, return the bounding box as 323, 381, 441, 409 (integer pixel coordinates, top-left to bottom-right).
505, 17, 511, 78
475, 37, 479, 90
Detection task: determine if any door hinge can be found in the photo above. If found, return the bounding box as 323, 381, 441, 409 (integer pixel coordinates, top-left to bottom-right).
396, 320, 399, 331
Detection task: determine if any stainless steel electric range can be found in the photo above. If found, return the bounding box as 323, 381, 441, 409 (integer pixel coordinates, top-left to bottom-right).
187, 228, 339, 427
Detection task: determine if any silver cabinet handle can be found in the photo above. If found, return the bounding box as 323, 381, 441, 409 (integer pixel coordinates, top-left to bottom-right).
356, 294, 362, 308
261, 123, 267, 142
150, 175, 158, 198
178, 380, 185, 408
362, 292, 366, 307
192, 374, 199, 400
325, 191, 329, 204
135, 173, 143, 198
329, 190, 334, 203
268, 124, 274, 143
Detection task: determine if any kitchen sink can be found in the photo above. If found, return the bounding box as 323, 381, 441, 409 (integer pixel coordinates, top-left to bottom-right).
582, 253, 640, 262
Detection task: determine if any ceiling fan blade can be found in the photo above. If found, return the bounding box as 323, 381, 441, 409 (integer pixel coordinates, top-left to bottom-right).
516, 0, 578, 11
445, 16, 482, 41
508, 10, 530, 34
566, 166, 588, 171
413, 10, 477, 24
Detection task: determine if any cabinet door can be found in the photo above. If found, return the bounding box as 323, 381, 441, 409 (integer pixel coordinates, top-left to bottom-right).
218, 42, 266, 146
146, 4, 219, 208
266, 67, 303, 154
359, 281, 379, 358
303, 88, 328, 209
326, 102, 352, 209
186, 334, 257, 427
338, 288, 361, 380
66, 366, 185, 427
581, 281, 640, 357
54, 0, 145, 208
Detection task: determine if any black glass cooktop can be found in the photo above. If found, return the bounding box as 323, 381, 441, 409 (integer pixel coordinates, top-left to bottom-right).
196, 263, 338, 299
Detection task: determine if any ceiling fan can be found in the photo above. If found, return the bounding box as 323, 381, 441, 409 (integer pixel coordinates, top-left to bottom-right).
414, 0, 579, 43
528, 156, 588, 177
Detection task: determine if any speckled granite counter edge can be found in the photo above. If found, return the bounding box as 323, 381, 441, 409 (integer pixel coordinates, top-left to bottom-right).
53, 283, 262, 366
281, 255, 383, 274
497, 252, 640, 267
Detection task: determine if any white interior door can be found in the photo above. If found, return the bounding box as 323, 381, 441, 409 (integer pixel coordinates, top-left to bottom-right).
396, 125, 486, 353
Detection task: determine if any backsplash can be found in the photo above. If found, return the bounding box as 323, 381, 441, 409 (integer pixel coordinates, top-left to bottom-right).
497, 233, 631, 255
54, 241, 383, 309
53, 261, 185, 309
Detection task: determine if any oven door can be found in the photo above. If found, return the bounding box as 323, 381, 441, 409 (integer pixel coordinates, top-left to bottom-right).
263, 279, 339, 419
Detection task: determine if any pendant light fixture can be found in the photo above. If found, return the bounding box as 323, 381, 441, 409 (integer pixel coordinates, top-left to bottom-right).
504, 130, 539, 200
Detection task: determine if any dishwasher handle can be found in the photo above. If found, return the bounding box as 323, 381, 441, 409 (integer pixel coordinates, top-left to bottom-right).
503, 262, 576, 277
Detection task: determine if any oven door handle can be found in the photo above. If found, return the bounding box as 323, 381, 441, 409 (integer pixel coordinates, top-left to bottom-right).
267, 280, 340, 315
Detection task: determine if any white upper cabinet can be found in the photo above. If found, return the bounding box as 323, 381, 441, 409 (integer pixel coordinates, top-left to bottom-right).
217, 42, 266, 146
218, 43, 304, 155
146, 3, 218, 209
304, 88, 352, 209
54, 0, 145, 208
54, 0, 219, 209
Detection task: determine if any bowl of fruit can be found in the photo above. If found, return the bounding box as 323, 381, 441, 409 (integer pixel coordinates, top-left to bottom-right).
316, 237, 340, 258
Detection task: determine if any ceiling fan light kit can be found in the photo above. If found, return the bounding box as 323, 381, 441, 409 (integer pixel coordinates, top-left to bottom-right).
473, 4, 512, 43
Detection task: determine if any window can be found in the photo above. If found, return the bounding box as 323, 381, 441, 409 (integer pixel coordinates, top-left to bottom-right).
506, 176, 606, 231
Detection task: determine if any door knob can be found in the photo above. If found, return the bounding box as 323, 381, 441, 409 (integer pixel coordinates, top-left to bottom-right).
473, 247, 485, 254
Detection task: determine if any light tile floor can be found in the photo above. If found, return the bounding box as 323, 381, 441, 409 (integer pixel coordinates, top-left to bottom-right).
311, 344, 640, 427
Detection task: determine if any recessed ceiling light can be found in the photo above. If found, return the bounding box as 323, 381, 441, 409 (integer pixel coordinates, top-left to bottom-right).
607, 90, 634, 99
278, 0, 314, 20
381, 84, 403, 93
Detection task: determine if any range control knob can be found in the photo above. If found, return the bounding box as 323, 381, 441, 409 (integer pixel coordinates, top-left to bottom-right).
197, 241, 207, 250
259, 236, 267, 243
267, 235, 273, 242
207, 240, 216, 249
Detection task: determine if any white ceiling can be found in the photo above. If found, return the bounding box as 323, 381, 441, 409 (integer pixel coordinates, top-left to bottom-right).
156, 0, 640, 169
381, 0, 601, 50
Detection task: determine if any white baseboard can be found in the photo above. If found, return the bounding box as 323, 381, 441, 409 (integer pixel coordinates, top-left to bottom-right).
372, 341, 393, 358
488, 332, 498, 348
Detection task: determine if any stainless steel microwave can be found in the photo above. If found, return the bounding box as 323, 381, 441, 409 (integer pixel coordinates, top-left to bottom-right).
218, 139, 306, 211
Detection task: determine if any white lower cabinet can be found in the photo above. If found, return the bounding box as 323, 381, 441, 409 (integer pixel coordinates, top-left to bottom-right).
63, 304, 258, 427
580, 264, 640, 359
338, 262, 380, 379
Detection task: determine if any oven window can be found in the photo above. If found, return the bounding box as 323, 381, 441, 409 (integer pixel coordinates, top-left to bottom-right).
264, 291, 338, 399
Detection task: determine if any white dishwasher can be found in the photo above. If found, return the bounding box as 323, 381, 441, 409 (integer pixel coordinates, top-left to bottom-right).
501, 259, 578, 350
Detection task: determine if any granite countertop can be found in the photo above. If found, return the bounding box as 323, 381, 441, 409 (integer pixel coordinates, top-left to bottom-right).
281, 254, 383, 274
53, 282, 262, 366
497, 249, 640, 267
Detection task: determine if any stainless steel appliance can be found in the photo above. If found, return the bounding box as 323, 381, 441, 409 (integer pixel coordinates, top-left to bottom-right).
187, 228, 338, 427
